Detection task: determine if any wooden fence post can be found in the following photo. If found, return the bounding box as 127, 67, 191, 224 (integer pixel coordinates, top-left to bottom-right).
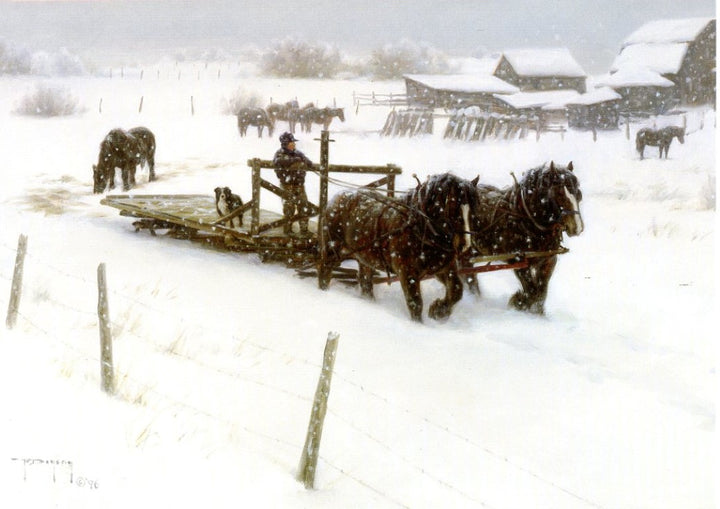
98, 98, 103, 114
138, 96, 144, 114
97, 263, 115, 395
297, 331, 340, 489
5, 234, 28, 330
625, 115, 630, 140
190, 96, 195, 116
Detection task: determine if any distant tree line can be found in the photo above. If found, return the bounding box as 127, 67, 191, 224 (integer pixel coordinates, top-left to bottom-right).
0, 40, 86, 76
260, 37, 450, 79
2, 36, 449, 80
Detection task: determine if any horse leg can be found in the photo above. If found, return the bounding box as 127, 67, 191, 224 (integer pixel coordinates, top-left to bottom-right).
398, 268, 423, 322
429, 267, 464, 320
148, 153, 156, 181
509, 256, 557, 314
121, 164, 132, 191
358, 263, 375, 299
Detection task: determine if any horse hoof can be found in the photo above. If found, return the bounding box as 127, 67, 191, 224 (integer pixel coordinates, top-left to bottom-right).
429, 301, 451, 320
509, 292, 529, 311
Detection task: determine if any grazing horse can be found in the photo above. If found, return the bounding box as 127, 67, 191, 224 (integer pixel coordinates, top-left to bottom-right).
93, 126, 156, 194
237, 107, 275, 137
300, 107, 345, 132
320, 173, 480, 322
636, 126, 685, 159
464, 161, 583, 314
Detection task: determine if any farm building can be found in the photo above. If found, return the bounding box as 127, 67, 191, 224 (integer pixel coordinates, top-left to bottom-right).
492, 48, 587, 93
492, 89, 580, 126
566, 87, 623, 130
608, 17, 716, 113
598, 67, 677, 115
404, 74, 518, 110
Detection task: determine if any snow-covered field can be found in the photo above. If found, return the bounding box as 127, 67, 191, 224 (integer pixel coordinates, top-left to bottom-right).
0, 64, 715, 509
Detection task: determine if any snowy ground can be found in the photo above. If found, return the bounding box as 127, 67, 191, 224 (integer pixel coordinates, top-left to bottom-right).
0, 63, 716, 509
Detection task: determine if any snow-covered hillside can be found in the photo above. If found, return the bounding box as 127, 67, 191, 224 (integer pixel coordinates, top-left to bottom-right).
0, 64, 715, 509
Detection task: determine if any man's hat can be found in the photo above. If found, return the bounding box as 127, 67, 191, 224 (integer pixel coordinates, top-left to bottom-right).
279, 132, 298, 144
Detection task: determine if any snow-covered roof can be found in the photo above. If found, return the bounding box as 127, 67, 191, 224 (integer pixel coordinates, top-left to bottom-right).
500, 48, 586, 78
452, 55, 501, 75
493, 90, 581, 110
566, 87, 622, 106
611, 43, 689, 75
622, 17, 714, 47
404, 74, 519, 94
599, 68, 675, 88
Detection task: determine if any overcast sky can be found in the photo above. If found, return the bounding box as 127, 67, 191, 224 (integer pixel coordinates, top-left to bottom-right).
0, 0, 715, 73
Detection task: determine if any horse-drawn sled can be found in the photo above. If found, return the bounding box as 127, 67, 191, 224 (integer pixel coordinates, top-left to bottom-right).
101, 131, 583, 321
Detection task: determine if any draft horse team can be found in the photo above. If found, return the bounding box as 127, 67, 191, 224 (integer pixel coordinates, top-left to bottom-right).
320, 161, 584, 322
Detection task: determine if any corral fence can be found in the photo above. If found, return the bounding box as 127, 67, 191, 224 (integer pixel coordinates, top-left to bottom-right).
380, 108, 434, 137
352, 91, 408, 113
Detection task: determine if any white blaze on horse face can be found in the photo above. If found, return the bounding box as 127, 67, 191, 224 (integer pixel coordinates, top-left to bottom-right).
563, 186, 584, 234
461, 203, 471, 252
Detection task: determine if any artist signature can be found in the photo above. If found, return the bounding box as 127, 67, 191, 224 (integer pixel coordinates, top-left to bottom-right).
9, 457, 99, 490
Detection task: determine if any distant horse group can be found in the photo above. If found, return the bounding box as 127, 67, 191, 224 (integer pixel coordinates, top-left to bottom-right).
636, 126, 685, 159
265, 100, 345, 134
93, 126, 156, 194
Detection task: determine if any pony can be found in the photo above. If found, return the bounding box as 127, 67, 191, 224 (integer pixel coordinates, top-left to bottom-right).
237, 107, 275, 137
636, 126, 685, 159
463, 161, 583, 314
300, 107, 345, 132
319, 173, 480, 322
93, 126, 156, 194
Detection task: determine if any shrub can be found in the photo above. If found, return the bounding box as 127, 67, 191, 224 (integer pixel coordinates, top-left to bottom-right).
30, 47, 86, 76
260, 37, 342, 79
0, 40, 32, 75
13, 84, 83, 117
366, 39, 450, 79
220, 87, 264, 115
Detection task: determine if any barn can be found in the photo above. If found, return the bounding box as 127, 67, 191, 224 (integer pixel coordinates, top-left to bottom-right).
566, 87, 623, 130
492, 48, 587, 93
609, 17, 716, 111
598, 67, 676, 115
404, 74, 518, 110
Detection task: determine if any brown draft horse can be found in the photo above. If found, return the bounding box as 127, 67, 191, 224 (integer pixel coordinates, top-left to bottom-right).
636, 126, 685, 159
464, 161, 584, 314
93, 126, 156, 194
319, 172, 480, 322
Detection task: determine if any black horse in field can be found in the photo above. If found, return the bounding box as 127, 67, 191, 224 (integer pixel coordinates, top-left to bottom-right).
320, 173, 480, 322
636, 126, 685, 159
93, 126, 156, 194
464, 161, 584, 314
299, 107, 345, 132
237, 107, 275, 137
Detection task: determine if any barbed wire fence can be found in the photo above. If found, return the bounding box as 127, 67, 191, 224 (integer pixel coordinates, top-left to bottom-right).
1, 234, 604, 509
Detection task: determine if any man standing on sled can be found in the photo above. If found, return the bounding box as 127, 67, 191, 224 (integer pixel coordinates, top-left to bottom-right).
273, 131, 314, 236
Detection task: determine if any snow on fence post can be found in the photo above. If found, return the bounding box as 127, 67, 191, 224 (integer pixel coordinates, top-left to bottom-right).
5, 234, 28, 330
297, 331, 340, 489
96, 263, 115, 395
